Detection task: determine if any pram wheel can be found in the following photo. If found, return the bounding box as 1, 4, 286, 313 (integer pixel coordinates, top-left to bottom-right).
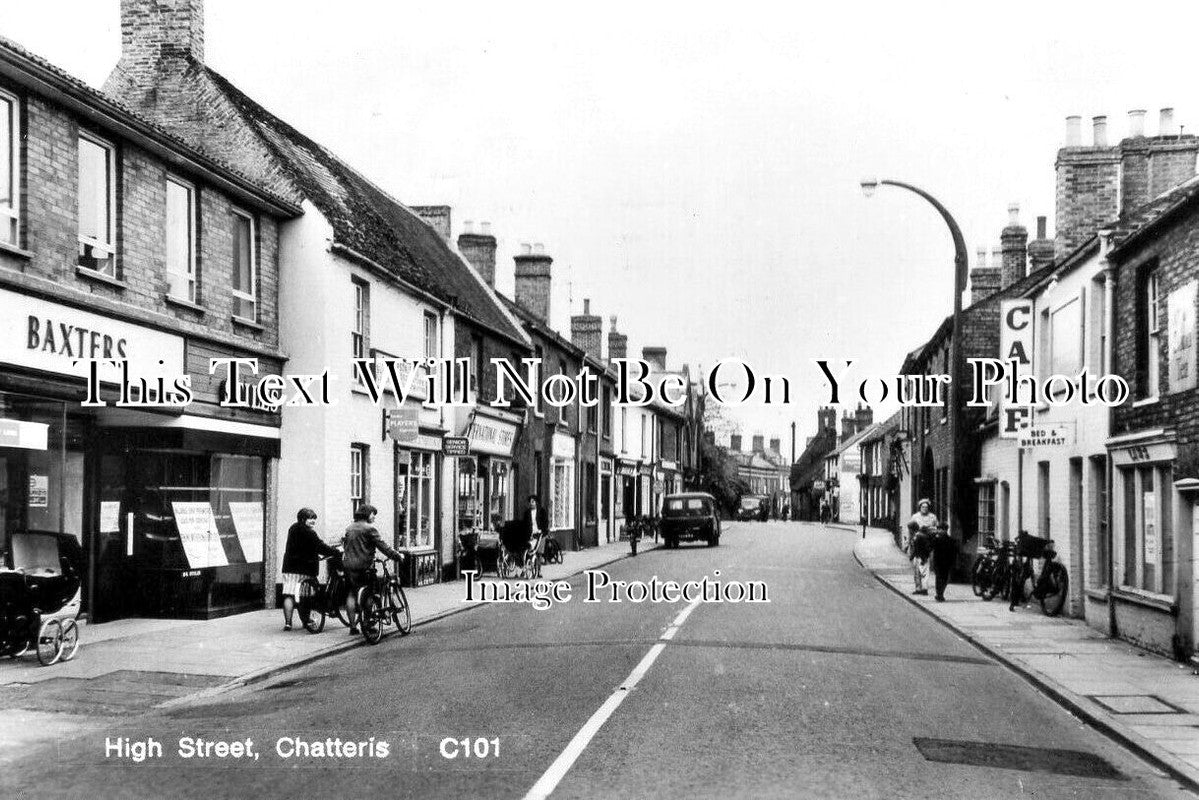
60, 619, 80, 661
36, 618, 63, 666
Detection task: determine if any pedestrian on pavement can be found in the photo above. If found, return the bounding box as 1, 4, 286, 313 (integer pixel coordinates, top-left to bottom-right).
930, 522, 955, 602
819, 499, 831, 524
280, 508, 339, 631
342, 504, 405, 635
907, 499, 938, 595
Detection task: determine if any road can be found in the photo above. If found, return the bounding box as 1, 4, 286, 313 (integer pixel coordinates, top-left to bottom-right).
4, 522, 1194, 799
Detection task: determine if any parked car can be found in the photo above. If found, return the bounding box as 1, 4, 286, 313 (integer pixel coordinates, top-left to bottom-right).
660, 492, 721, 548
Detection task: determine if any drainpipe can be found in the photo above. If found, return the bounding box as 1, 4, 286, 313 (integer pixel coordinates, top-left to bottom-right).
1100, 232, 1119, 638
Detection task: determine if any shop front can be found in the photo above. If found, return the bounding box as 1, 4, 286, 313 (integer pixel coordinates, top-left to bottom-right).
0, 288, 276, 621
550, 431, 576, 550
599, 457, 613, 542
394, 428, 444, 587
617, 459, 639, 524
455, 409, 519, 534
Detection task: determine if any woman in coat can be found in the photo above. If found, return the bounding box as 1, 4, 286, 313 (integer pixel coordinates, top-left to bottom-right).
281, 508, 340, 630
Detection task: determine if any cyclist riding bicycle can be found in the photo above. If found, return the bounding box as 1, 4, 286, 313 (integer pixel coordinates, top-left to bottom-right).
342, 504, 404, 635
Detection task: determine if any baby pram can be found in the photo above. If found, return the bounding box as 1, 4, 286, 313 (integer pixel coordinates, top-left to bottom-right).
1, 530, 83, 666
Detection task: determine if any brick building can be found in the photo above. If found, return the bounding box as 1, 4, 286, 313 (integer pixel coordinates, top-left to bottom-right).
789, 407, 840, 521
0, 33, 299, 620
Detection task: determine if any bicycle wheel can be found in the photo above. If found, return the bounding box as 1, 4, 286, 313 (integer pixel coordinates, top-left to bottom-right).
299, 578, 326, 633
971, 556, 990, 597
388, 581, 412, 635
1039, 563, 1069, 617
59, 618, 80, 661
330, 575, 352, 627
36, 618, 63, 666
360, 591, 384, 645
497, 548, 511, 579
529, 553, 542, 579
981, 559, 1006, 601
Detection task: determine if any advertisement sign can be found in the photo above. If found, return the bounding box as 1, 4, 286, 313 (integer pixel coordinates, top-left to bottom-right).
1144, 492, 1159, 563
386, 408, 420, 442
99, 501, 121, 533
999, 299, 1035, 438
0, 287, 185, 383
466, 416, 518, 457
28, 475, 48, 508
1168, 280, 1197, 393
172, 502, 229, 568
444, 437, 470, 457
228, 502, 264, 563
1017, 423, 1075, 449
842, 449, 862, 472
0, 418, 48, 451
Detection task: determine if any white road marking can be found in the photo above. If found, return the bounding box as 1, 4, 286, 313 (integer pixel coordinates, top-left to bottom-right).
521, 598, 703, 800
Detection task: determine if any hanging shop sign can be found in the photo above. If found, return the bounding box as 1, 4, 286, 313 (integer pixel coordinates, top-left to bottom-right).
1017, 423, 1075, 449
443, 437, 470, 457
385, 407, 420, 442
0, 418, 48, 451
1168, 280, 1197, 393
999, 299, 1035, 438
466, 415, 518, 457
0, 287, 184, 383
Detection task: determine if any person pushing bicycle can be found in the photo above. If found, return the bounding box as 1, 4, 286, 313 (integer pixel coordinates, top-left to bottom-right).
342, 504, 404, 635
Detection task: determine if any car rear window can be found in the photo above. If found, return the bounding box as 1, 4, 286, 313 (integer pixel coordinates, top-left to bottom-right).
664, 498, 711, 517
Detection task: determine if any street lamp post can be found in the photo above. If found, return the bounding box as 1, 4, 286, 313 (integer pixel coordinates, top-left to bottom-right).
860, 178, 968, 551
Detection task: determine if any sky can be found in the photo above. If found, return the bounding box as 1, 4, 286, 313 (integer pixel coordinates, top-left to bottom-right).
4, 0, 1195, 455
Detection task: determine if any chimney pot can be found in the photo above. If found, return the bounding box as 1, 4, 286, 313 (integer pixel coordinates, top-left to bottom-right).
533, 243, 544, 255
1037, 216, 1047, 239
583, 298, 590, 314
1008, 203, 1020, 225
1093, 115, 1108, 147
463, 220, 474, 234
1065, 115, 1082, 146
1160, 108, 1176, 136
480, 221, 491, 235
521, 243, 532, 255
976, 246, 987, 267
1128, 109, 1147, 138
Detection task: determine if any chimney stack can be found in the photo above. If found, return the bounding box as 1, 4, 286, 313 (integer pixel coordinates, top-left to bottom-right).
607, 316, 627, 361
458, 220, 497, 287
970, 246, 1001, 305
751, 435, 765, 453
570, 299, 603, 360
514, 243, 553, 323
769, 437, 781, 453
1000, 204, 1028, 289
1055, 114, 1121, 258
1028, 215, 1054, 272
730, 434, 742, 452
1128, 109, 1147, 138
412, 205, 451, 241
1093, 115, 1108, 147
117, 0, 205, 70
642, 347, 667, 371
840, 411, 856, 444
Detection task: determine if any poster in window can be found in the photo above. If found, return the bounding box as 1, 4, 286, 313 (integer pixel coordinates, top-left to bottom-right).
28, 475, 48, 508
99, 501, 121, 533
228, 502, 264, 563
1168, 281, 1197, 393
1143, 491, 1159, 563
172, 501, 229, 568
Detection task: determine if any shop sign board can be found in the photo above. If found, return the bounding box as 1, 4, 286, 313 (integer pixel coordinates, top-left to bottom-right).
842, 449, 861, 472
385, 408, 420, 442
1168, 280, 1197, 393
813, 480, 825, 491
27, 475, 48, 508
0, 287, 184, 383
0, 418, 48, 450
618, 463, 639, 477
466, 416, 517, 457
228, 502, 264, 563
552, 432, 575, 459
999, 299, 1035, 438
1017, 423, 1075, 449
443, 437, 470, 457
172, 501, 229, 568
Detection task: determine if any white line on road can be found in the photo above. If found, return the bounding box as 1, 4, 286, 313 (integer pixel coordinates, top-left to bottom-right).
521, 598, 703, 800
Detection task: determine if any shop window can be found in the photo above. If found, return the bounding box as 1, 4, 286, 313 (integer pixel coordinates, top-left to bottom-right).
231, 208, 257, 322
489, 460, 510, 526
1120, 465, 1175, 595
350, 444, 368, 513
77, 132, 116, 275
551, 458, 574, 529
0, 90, 19, 246
456, 457, 479, 532
977, 482, 996, 540
352, 277, 370, 383
397, 450, 435, 549
165, 176, 196, 303
1089, 455, 1108, 589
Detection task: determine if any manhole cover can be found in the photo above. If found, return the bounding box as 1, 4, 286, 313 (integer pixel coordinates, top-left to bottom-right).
913, 737, 1125, 780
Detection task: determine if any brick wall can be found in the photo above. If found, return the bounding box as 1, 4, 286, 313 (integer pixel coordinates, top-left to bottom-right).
1055, 147, 1121, 258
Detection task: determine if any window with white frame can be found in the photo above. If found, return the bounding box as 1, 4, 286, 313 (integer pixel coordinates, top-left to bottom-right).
1049, 295, 1083, 376
77, 132, 116, 275
231, 209, 257, 321
397, 450, 436, 549
1146, 271, 1161, 398
350, 444, 369, 513
165, 176, 196, 302
551, 457, 574, 529
1120, 464, 1174, 595
0, 90, 18, 246
352, 278, 369, 382
977, 482, 996, 540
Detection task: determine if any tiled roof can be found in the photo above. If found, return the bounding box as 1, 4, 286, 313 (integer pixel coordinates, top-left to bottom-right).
1107, 173, 1199, 253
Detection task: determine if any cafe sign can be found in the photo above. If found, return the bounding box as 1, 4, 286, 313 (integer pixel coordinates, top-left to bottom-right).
999, 299, 1035, 438
1017, 423, 1075, 449
0, 287, 184, 383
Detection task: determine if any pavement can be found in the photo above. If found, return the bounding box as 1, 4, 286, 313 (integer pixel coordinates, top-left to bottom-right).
855, 525, 1199, 792
3, 522, 1191, 800
0, 536, 656, 696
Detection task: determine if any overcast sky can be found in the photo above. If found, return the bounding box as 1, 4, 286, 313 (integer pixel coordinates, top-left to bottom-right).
4, 1, 1193, 453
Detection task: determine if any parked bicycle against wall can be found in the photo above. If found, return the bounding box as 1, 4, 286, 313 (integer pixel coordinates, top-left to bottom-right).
1008, 531, 1069, 617
356, 556, 412, 645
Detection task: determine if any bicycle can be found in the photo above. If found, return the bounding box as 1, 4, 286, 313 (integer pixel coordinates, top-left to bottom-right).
497, 533, 545, 579
297, 553, 352, 634
356, 557, 412, 645
626, 517, 642, 556
971, 536, 1000, 597
980, 541, 1016, 602
1008, 531, 1069, 617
